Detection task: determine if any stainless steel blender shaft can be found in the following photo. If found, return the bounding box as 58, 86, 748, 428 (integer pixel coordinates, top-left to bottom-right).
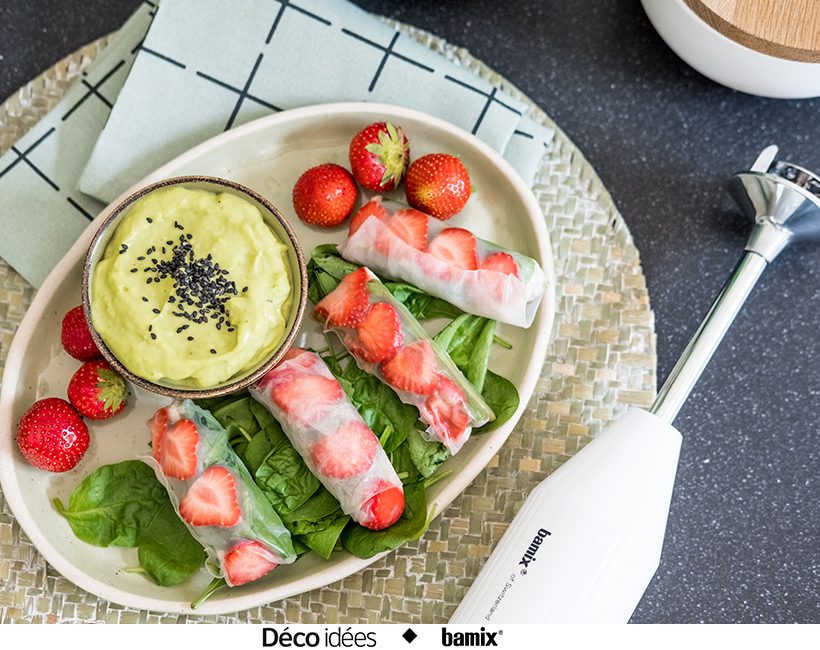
650, 144, 820, 425
650, 251, 767, 423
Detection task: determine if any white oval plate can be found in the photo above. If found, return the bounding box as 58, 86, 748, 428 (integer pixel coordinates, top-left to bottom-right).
0, 102, 554, 615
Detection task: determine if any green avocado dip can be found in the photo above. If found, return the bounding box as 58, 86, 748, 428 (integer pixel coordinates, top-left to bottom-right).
91, 186, 293, 388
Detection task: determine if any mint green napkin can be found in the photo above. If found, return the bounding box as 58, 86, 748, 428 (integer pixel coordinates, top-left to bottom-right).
0, 0, 553, 289
0, 4, 155, 288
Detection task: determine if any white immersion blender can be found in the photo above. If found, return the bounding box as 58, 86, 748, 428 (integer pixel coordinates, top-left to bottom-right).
450, 146, 820, 624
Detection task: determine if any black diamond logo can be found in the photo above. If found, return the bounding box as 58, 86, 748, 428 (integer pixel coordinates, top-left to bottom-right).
402, 628, 417, 644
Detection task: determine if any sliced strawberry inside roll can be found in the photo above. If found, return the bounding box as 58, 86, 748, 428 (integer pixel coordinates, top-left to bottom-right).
313, 266, 370, 328
223, 540, 279, 587
420, 377, 471, 443
159, 417, 199, 480
270, 374, 344, 427
360, 480, 405, 530
148, 406, 170, 463
347, 302, 403, 363
387, 209, 429, 251
179, 465, 241, 528
480, 252, 519, 278
310, 420, 379, 479
348, 197, 390, 237
428, 228, 478, 270
380, 339, 440, 395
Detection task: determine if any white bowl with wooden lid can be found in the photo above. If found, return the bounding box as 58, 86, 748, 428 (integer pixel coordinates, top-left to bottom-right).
642, 0, 820, 98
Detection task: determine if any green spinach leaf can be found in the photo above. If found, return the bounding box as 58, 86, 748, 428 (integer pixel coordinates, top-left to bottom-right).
53, 460, 168, 547
255, 441, 321, 515
324, 356, 419, 454
307, 244, 360, 304
383, 281, 463, 320
476, 371, 520, 433
406, 429, 451, 478
240, 429, 278, 475
137, 501, 205, 586
433, 313, 518, 410
211, 395, 260, 441
281, 487, 344, 527
433, 314, 496, 393
296, 515, 349, 560
387, 440, 421, 483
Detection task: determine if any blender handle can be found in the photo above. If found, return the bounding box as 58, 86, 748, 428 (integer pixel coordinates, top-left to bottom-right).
650, 251, 768, 424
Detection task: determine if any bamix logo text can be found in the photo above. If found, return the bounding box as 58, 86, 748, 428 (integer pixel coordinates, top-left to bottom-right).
519, 528, 551, 570
441, 627, 501, 647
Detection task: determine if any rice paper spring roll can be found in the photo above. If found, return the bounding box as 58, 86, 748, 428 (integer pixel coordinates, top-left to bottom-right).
249, 348, 405, 531
313, 267, 494, 455
337, 197, 548, 328
146, 399, 296, 587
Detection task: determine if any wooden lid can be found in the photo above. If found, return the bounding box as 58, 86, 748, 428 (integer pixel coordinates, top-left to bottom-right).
685, 0, 820, 62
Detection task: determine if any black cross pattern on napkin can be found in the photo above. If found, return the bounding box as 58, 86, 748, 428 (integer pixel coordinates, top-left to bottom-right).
62, 60, 127, 122
66, 197, 94, 220
137, 44, 187, 69
444, 76, 522, 135
0, 127, 95, 220
196, 54, 282, 131
266, 0, 331, 45
131, 4, 158, 54
513, 129, 551, 151
341, 29, 434, 92
0, 128, 59, 190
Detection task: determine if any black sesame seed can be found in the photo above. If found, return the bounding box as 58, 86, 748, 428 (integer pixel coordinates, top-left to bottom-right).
138, 236, 240, 338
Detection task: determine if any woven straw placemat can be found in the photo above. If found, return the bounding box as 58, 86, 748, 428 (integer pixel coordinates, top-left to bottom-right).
0, 24, 656, 624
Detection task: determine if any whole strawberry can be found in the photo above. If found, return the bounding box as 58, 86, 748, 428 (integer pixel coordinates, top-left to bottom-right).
61, 305, 101, 361
67, 359, 128, 420
292, 163, 358, 228
349, 121, 410, 192
405, 153, 472, 220
16, 398, 90, 472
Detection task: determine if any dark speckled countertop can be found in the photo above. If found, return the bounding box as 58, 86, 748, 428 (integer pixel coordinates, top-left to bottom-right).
1, 0, 818, 624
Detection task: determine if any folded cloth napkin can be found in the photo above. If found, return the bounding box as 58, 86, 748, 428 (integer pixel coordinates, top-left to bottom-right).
0, 3, 155, 288
0, 0, 553, 289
